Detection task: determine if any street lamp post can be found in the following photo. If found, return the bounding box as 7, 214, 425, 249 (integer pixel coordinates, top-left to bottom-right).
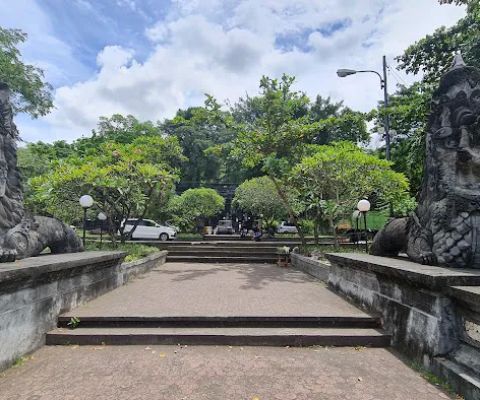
352, 210, 361, 249
79, 195, 94, 247
337, 55, 391, 160
357, 199, 371, 253
97, 212, 107, 247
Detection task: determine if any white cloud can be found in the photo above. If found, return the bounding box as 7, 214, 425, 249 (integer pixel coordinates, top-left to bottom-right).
23, 0, 466, 143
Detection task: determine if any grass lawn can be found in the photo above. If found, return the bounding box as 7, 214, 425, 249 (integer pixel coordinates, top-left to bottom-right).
85, 241, 159, 262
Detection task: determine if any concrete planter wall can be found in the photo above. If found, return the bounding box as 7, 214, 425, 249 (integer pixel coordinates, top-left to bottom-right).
290, 253, 330, 283
0, 250, 167, 371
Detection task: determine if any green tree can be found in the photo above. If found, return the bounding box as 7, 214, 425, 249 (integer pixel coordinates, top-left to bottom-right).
232, 74, 368, 244
29, 135, 183, 243
73, 114, 164, 156
0, 27, 53, 117
162, 95, 243, 185
396, 0, 478, 85
232, 176, 289, 224
167, 188, 225, 232
290, 142, 414, 245
369, 83, 431, 194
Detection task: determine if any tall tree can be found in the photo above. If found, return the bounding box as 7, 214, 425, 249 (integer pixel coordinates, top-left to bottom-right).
0, 27, 53, 117
29, 135, 183, 244
396, 0, 478, 84
290, 142, 414, 245
162, 95, 242, 185
232, 74, 368, 244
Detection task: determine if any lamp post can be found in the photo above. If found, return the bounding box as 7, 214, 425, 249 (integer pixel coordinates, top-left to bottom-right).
352, 210, 361, 248
79, 195, 94, 247
337, 55, 391, 160
97, 212, 107, 247
357, 199, 371, 253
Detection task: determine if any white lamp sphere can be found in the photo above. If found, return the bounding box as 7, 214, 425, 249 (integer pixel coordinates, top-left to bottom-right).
79, 194, 94, 208
97, 212, 107, 221
357, 199, 371, 212
352, 210, 361, 219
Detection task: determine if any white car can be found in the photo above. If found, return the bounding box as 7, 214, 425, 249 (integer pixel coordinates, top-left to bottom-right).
122, 218, 176, 241
276, 221, 298, 234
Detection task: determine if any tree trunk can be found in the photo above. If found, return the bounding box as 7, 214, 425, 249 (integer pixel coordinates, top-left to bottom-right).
268, 175, 306, 246
329, 217, 339, 249
313, 221, 319, 245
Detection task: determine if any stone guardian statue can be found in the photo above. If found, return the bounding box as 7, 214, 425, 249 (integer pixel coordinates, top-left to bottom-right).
0, 83, 83, 262
371, 54, 480, 268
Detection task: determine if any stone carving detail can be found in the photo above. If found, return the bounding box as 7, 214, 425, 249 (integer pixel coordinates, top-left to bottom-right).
371, 54, 480, 268
0, 83, 82, 262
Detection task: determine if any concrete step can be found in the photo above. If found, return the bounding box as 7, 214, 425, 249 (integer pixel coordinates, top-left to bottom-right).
164, 246, 280, 252
166, 251, 278, 257
166, 256, 277, 263
57, 315, 381, 329
46, 327, 391, 347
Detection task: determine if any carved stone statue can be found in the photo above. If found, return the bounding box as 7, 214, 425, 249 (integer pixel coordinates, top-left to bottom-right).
0, 83, 82, 262
371, 54, 480, 268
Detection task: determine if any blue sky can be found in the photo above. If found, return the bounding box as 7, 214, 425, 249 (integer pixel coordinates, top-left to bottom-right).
0, 0, 466, 143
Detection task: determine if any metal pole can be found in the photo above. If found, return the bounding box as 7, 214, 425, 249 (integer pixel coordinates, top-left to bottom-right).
356, 216, 359, 249
363, 212, 368, 253
382, 55, 391, 161
82, 208, 87, 247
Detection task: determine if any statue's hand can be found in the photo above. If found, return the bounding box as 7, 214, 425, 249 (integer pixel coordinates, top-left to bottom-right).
0, 247, 17, 262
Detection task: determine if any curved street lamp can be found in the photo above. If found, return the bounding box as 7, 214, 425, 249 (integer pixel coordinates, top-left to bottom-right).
337, 55, 391, 160
357, 199, 371, 253
79, 195, 94, 247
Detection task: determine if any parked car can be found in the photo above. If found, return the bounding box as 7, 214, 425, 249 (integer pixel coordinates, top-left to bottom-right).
276, 221, 298, 234
216, 219, 234, 234
121, 218, 176, 241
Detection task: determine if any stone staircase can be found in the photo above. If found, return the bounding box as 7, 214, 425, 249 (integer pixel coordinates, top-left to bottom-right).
161, 242, 286, 263
47, 315, 390, 347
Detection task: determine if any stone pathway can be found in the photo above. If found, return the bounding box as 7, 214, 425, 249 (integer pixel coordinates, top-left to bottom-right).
0, 345, 452, 399
61, 262, 370, 317
0, 261, 456, 398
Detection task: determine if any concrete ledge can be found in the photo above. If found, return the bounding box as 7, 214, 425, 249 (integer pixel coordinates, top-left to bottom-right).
325, 253, 464, 358
326, 253, 480, 291
0, 250, 167, 371
324, 252, 480, 400
291, 253, 330, 282
121, 251, 167, 284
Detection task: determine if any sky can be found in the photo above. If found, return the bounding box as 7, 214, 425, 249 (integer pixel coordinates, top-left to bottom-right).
0, 0, 467, 144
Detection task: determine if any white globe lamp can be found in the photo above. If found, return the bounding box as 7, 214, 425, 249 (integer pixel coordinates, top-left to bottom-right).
79, 195, 94, 247
97, 212, 107, 247
357, 199, 371, 252
357, 199, 371, 212
79, 195, 94, 208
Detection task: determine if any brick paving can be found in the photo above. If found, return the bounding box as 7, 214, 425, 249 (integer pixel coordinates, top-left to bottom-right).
0, 345, 452, 400
62, 262, 370, 318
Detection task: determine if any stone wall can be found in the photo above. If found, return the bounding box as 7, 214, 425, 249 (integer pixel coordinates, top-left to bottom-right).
0, 250, 167, 371
290, 253, 330, 282
325, 252, 480, 400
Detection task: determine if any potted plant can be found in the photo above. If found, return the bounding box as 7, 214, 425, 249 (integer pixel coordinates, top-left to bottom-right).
276, 246, 291, 267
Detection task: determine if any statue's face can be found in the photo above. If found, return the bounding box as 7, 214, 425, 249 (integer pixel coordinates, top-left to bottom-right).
431, 81, 480, 198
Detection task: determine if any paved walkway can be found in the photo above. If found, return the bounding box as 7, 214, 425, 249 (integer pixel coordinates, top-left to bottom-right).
0, 261, 456, 398
0, 346, 451, 399
63, 262, 369, 317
